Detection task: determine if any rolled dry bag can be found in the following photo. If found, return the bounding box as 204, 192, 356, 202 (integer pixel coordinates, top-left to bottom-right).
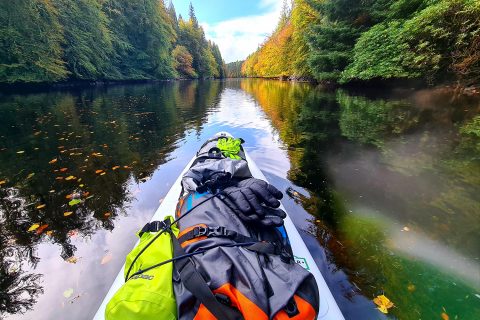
105, 217, 179, 320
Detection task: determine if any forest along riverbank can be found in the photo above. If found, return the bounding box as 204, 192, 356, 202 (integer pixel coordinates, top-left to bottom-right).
0, 1, 225, 84
0, 79, 479, 320
241, 0, 480, 89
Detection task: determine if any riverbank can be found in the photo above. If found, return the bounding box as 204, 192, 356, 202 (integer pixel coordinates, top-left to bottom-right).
0, 78, 225, 94
234, 76, 480, 97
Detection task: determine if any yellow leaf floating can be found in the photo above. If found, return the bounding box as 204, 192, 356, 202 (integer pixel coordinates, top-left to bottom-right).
95, 169, 104, 174
36, 204, 46, 209
373, 295, 394, 314
27, 173, 35, 179
64, 211, 73, 217
441, 312, 449, 320
65, 176, 76, 181
49, 158, 58, 164
112, 166, 120, 170
17, 150, 25, 154
28, 223, 40, 232
0, 180, 6, 185
101, 253, 113, 265
66, 256, 78, 264
63, 288, 74, 298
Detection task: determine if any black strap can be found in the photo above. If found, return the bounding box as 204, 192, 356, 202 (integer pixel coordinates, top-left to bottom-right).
169, 227, 243, 320
178, 225, 258, 246
138, 220, 168, 237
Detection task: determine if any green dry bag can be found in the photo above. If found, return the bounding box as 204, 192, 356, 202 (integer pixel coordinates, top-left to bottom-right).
105, 217, 179, 320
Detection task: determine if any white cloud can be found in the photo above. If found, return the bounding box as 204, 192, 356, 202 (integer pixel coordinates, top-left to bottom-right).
201, 1, 283, 63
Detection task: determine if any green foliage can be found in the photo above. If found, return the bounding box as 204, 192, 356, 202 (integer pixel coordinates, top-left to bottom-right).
0, 0, 225, 83
0, 0, 68, 83
243, 0, 480, 85
459, 115, 480, 155
226, 61, 244, 78
177, 13, 222, 79
103, 0, 175, 80
341, 21, 418, 82
56, 0, 115, 79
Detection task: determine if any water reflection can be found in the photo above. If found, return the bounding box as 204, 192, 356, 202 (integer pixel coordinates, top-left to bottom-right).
241, 80, 480, 319
0, 80, 479, 320
0, 81, 224, 318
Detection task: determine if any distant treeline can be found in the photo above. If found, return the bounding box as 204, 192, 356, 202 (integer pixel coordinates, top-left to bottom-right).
243, 0, 480, 86
0, 1, 225, 83
226, 61, 244, 78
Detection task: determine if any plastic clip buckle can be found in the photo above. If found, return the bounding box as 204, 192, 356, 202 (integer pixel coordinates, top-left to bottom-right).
207, 226, 226, 237
194, 226, 208, 237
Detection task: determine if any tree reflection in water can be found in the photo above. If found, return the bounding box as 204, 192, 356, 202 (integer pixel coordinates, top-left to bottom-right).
0, 81, 224, 316
241, 79, 480, 320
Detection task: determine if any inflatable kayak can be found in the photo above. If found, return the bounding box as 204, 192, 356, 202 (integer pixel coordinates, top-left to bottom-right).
93, 135, 345, 320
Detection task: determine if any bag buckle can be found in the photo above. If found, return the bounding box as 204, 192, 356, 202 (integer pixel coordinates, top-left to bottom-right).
194, 226, 208, 237
193, 226, 227, 238
207, 226, 226, 237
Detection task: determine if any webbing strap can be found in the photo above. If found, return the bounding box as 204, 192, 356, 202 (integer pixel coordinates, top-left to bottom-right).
138, 220, 168, 237
177, 225, 257, 246
169, 227, 243, 320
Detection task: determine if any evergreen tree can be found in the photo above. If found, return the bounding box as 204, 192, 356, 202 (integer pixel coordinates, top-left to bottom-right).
55, 0, 115, 79
0, 0, 225, 83
0, 0, 68, 83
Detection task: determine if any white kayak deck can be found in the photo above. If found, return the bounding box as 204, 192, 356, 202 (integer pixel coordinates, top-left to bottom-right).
93, 152, 344, 320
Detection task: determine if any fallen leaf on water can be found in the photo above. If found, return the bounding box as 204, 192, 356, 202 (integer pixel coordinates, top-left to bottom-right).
17, 150, 25, 154
124, 166, 131, 169
373, 295, 394, 314
441, 312, 449, 320
65, 176, 76, 181
66, 256, 78, 264
67, 229, 78, 237
56, 177, 64, 180
64, 211, 73, 217
63, 288, 74, 298
66, 194, 73, 199
101, 253, 113, 265
68, 199, 82, 206
104, 212, 111, 218
36, 224, 49, 235
407, 283, 416, 292
28, 223, 40, 232
49, 158, 58, 164
49, 189, 55, 193
83, 192, 90, 198
95, 170, 104, 174
26, 173, 35, 179
60, 168, 68, 172
402, 226, 410, 232
112, 166, 120, 170
36, 204, 46, 209
46, 230, 53, 236
0, 180, 6, 185
79, 184, 84, 188
100, 172, 106, 176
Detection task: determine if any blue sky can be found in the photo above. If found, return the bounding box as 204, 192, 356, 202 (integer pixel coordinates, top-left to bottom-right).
171, 0, 283, 63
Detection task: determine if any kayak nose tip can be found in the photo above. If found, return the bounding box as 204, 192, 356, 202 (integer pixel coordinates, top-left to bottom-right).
214, 131, 233, 139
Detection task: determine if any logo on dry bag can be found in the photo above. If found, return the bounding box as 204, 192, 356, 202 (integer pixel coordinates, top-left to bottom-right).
294, 256, 310, 271
130, 274, 154, 280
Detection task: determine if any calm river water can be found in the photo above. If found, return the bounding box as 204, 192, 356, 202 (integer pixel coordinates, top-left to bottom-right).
0, 79, 479, 320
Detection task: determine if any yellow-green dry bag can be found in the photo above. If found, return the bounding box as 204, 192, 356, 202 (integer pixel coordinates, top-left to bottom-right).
105, 217, 179, 320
